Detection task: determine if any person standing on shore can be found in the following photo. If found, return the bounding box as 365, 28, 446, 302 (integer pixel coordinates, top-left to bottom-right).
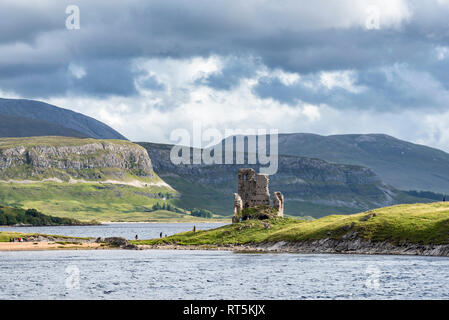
160, 232, 163, 238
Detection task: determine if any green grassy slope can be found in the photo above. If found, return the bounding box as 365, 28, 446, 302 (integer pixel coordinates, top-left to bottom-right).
0, 182, 188, 222
0, 136, 212, 222
0, 204, 91, 226
135, 202, 449, 245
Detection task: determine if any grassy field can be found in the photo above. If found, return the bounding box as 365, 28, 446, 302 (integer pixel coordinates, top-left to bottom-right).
0, 181, 228, 222
134, 202, 449, 245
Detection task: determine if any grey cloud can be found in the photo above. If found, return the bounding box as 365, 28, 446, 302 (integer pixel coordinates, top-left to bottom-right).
1, 0, 449, 109
196, 56, 261, 90
137, 75, 165, 91
0, 59, 138, 98
253, 66, 449, 112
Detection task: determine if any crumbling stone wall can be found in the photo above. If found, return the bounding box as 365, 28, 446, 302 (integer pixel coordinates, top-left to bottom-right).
238, 168, 270, 208
233, 193, 243, 223
233, 168, 284, 223
273, 192, 284, 217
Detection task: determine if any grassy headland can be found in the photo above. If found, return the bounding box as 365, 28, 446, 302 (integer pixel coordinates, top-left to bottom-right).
134, 202, 449, 246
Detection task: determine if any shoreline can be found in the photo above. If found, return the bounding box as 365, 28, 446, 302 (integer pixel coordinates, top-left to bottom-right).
3, 238, 449, 257
138, 238, 449, 257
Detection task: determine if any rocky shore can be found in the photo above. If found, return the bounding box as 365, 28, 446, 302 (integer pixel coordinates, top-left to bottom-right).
0, 236, 140, 251
138, 238, 449, 257
4, 237, 449, 256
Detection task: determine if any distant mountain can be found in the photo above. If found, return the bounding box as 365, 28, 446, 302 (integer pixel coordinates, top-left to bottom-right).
139, 142, 429, 218
274, 133, 449, 194
0, 114, 89, 138
219, 133, 449, 194
0, 98, 126, 140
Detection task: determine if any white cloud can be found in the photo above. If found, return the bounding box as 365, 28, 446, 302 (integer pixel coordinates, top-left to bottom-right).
273, 70, 300, 86
319, 70, 363, 93
68, 63, 86, 79
40, 55, 449, 153
435, 46, 449, 60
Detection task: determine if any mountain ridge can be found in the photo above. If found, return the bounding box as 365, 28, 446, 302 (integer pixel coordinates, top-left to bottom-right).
218, 133, 449, 193
0, 98, 127, 140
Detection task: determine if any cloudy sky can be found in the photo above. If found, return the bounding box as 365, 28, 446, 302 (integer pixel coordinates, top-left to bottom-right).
2, 0, 449, 150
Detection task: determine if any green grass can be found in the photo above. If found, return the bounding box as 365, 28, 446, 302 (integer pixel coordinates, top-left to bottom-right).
0, 181, 223, 222
133, 202, 449, 246
0, 136, 230, 222
162, 175, 231, 215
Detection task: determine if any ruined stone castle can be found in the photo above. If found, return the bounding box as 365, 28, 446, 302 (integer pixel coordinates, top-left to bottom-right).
232, 168, 284, 223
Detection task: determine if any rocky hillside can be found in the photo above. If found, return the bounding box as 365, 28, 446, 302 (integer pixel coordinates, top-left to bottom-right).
0, 98, 127, 140
138, 142, 428, 217
0, 136, 154, 182
221, 133, 449, 194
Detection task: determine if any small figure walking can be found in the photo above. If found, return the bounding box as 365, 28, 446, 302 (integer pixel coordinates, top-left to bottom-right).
193, 225, 196, 233
135, 234, 138, 240
160, 232, 163, 238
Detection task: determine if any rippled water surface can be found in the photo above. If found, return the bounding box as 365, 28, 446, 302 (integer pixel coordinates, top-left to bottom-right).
0, 223, 226, 240
1, 250, 449, 299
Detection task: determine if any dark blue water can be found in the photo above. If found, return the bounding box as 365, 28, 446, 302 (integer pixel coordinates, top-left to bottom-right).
1, 250, 449, 300
0, 223, 226, 240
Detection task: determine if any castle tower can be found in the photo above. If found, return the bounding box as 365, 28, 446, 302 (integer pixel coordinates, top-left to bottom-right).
233, 168, 284, 223
237, 168, 270, 208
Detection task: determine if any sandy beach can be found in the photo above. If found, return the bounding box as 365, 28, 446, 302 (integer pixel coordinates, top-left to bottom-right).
0, 241, 105, 251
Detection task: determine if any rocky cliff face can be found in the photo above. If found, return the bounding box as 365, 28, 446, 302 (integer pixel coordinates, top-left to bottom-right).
0, 137, 154, 181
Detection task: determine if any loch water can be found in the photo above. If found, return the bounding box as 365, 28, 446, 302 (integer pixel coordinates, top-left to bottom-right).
1, 223, 449, 299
